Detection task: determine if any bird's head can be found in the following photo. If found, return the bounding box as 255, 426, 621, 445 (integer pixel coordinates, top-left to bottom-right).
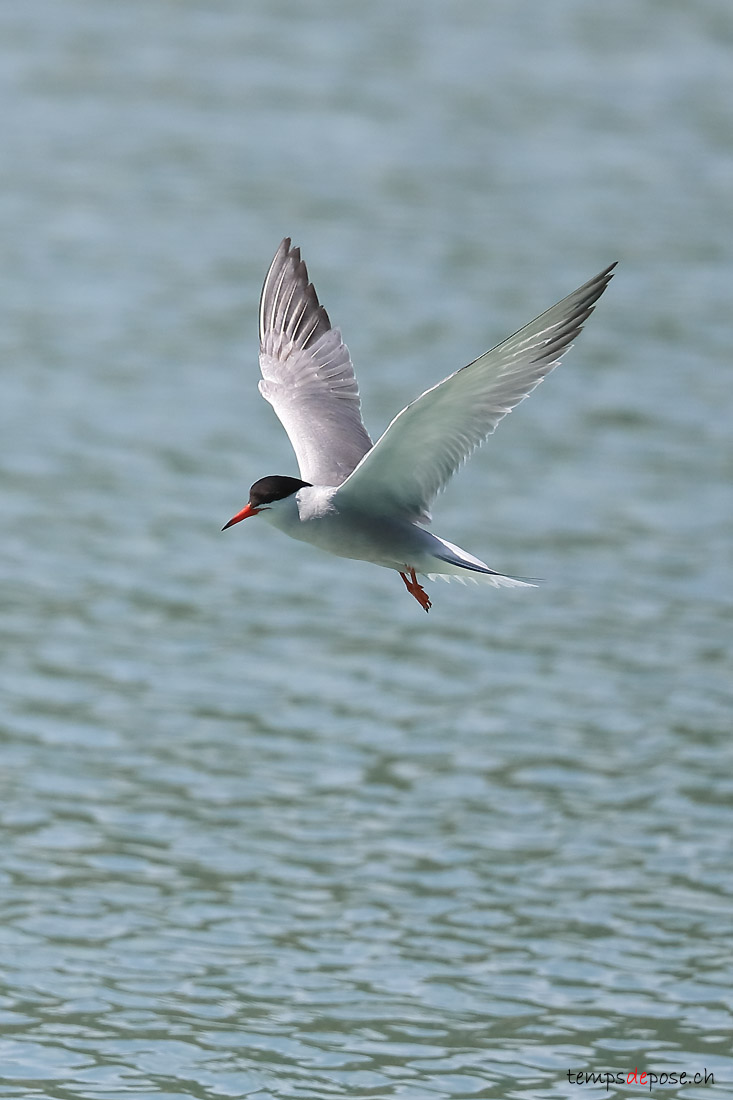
222, 475, 311, 530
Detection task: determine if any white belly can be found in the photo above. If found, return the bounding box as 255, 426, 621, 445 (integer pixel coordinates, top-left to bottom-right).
262, 487, 434, 571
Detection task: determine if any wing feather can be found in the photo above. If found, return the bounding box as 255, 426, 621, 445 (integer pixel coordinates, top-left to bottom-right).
335, 263, 616, 521
258, 239, 373, 486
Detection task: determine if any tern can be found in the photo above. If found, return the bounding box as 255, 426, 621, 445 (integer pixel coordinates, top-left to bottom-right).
223, 239, 615, 611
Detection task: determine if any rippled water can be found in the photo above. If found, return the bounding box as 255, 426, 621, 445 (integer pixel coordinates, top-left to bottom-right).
2, 1, 732, 1096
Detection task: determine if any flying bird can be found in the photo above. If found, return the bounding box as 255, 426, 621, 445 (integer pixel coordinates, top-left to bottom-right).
223, 239, 615, 611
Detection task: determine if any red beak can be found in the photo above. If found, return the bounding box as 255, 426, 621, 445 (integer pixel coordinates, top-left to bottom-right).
222, 503, 260, 530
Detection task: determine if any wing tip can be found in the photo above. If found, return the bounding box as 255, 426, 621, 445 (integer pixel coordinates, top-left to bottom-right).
260, 237, 335, 350
579, 259, 618, 307
525, 259, 617, 365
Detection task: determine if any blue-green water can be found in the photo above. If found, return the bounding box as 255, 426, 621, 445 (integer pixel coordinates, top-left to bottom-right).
1, 2, 732, 1097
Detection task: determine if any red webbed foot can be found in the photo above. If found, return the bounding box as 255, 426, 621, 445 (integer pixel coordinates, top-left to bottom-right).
399, 568, 432, 612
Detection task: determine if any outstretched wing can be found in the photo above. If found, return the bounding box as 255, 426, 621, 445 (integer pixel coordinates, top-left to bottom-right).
335, 262, 616, 522
258, 239, 373, 486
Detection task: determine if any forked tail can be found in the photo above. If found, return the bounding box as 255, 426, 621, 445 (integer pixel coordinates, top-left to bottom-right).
425, 537, 537, 589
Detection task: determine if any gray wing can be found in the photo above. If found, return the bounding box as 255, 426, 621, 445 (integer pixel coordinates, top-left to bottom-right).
258, 239, 373, 486
335, 262, 616, 522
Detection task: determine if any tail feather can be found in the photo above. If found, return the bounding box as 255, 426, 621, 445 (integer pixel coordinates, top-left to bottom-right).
423, 535, 537, 589
424, 570, 536, 589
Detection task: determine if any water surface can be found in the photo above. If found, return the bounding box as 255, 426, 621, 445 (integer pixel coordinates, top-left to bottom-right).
1, 1, 732, 1096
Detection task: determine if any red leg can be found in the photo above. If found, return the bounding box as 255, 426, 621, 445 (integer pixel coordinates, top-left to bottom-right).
399, 568, 432, 612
